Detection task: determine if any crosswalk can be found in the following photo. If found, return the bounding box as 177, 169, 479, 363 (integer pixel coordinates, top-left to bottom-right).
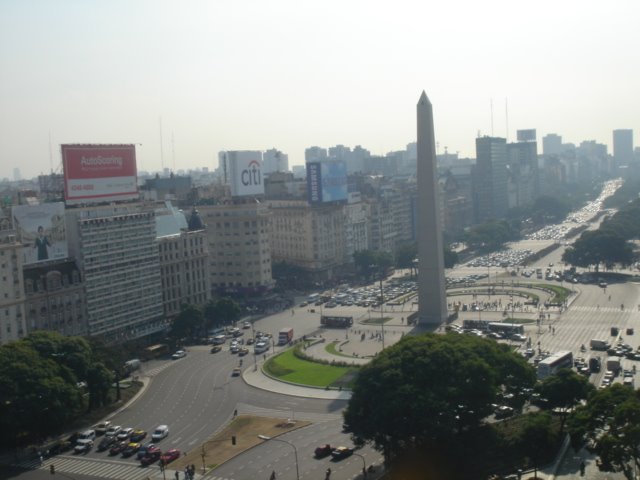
16, 455, 236, 480
570, 305, 636, 314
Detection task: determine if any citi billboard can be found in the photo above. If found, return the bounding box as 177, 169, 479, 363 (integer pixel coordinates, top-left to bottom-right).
306, 159, 348, 204
61, 144, 139, 205
226, 151, 265, 197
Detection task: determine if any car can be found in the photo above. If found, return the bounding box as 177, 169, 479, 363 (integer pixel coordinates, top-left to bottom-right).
331, 446, 354, 460
121, 442, 141, 457
299, 301, 308, 307
232, 367, 242, 377
117, 427, 134, 441
105, 425, 122, 437
94, 421, 111, 436
238, 347, 249, 356
172, 350, 186, 359
74, 439, 93, 454
230, 345, 240, 354
151, 425, 169, 441
130, 430, 147, 442
511, 334, 527, 342
314, 444, 332, 458
137, 442, 156, 459
140, 447, 162, 466
78, 429, 96, 441
242, 321, 251, 329
160, 448, 181, 464
109, 441, 128, 456
97, 435, 117, 452
246, 338, 255, 345
211, 345, 222, 353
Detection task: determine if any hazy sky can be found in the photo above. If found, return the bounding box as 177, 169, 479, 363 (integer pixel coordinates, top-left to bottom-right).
1, 0, 639, 180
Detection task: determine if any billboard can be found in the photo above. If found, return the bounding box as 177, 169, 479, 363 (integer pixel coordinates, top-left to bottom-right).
517, 129, 537, 142
226, 151, 265, 197
12, 203, 68, 265
61, 144, 138, 205
306, 159, 348, 204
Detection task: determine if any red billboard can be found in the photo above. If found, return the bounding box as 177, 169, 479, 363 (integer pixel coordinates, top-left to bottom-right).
61, 144, 139, 205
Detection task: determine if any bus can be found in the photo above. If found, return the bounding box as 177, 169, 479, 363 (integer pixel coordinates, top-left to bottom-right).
211, 335, 226, 345
278, 327, 294, 345
537, 351, 573, 379
462, 319, 490, 331
488, 322, 525, 336
144, 344, 169, 359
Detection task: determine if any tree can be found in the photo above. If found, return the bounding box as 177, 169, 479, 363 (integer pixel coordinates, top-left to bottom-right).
343, 333, 536, 462
353, 250, 393, 281
86, 362, 115, 410
568, 384, 640, 480
170, 304, 203, 340
535, 368, 594, 434
215, 298, 241, 327
463, 220, 519, 252
562, 230, 634, 270
395, 243, 417, 270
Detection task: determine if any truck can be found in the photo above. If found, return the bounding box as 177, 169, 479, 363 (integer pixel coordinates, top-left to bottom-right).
278, 327, 293, 346
590, 339, 610, 351
321, 315, 354, 328
606, 356, 621, 374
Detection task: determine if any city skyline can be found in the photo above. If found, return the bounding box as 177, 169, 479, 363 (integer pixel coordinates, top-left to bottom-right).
1, 0, 639, 180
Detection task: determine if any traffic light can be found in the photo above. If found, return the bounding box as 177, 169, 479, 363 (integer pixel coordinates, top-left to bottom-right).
231, 436, 236, 445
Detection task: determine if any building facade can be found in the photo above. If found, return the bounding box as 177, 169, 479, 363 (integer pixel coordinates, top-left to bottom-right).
473, 137, 508, 223
0, 212, 26, 344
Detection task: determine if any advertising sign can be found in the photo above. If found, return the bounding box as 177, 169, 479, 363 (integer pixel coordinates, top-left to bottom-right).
12, 202, 68, 265
61, 144, 138, 205
306, 159, 348, 204
517, 129, 537, 142
227, 151, 264, 197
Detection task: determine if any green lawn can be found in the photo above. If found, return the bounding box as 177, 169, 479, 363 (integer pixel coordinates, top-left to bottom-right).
264, 347, 358, 388
325, 341, 357, 358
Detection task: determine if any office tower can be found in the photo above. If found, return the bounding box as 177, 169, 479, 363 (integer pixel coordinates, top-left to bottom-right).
263, 149, 289, 174
542, 134, 562, 156
613, 129, 634, 172
507, 140, 539, 207
416, 92, 447, 325
474, 137, 508, 223
305, 146, 328, 163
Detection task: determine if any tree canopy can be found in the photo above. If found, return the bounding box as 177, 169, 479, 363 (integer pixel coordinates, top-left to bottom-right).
568, 384, 640, 480
463, 220, 520, 252
562, 229, 634, 270
343, 332, 536, 462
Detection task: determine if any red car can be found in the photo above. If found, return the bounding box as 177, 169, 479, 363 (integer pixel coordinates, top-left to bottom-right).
140, 447, 162, 466
314, 444, 332, 458
109, 441, 128, 456
160, 448, 180, 464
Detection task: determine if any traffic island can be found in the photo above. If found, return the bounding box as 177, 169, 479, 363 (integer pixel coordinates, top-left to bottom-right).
171, 415, 310, 474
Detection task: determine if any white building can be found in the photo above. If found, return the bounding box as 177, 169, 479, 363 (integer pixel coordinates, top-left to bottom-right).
263, 149, 289, 175
0, 213, 26, 344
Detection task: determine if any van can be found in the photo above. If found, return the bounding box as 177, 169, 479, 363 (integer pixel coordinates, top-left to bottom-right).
151, 425, 169, 441
78, 429, 96, 441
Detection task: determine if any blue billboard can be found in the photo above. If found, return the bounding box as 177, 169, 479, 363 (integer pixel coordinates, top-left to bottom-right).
306, 160, 348, 204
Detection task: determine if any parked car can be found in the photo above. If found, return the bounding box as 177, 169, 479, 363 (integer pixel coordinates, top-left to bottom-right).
172, 350, 186, 359
314, 444, 332, 458
151, 425, 169, 441
238, 347, 249, 356
78, 429, 96, 441
331, 446, 354, 460
211, 345, 222, 353
160, 448, 181, 464
137, 442, 156, 459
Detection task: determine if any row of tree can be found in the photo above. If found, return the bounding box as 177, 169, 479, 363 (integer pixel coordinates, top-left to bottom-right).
168, 298, 242, 342
0, 331, 122, 449
563, 196, 640, 270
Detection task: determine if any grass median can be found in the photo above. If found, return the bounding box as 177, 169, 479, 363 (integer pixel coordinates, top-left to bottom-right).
264, 346, 359, 389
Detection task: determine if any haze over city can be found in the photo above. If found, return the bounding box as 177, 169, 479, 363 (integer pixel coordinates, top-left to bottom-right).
1, 0, 639, 180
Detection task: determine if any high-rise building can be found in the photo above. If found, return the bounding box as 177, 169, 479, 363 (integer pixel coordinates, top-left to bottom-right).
304, 146, 328, 163
473, 137, 508, 223
507, 140, 539, 207
613, 129, 634, 173
66, 204, 165, 342
542, 134, 562, 156
0, 211, 26, 344
263, 149, 289, 174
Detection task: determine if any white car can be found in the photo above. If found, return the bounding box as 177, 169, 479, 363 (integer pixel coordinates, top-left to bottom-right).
151, 425, 169, 441
117, 427, 134, 441
105, 425, 122, 437
172, 350, 186, 359
74, 438, 93, 453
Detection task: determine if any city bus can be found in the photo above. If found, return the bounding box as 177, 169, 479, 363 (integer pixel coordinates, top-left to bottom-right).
537, 351, 573, 379
144, 344, 169, 359
487, 322, 525, 336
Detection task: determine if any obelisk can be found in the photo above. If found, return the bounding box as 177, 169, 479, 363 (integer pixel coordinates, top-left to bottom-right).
417, 91, 447, 325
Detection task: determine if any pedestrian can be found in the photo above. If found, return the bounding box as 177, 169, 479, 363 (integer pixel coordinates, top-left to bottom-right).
175, 471, 179, 480
191, 464, 196, 478
39, 454, 43, 465
325, 467, 332, 479
270, 471, 276, 480
184, 467, 189, 479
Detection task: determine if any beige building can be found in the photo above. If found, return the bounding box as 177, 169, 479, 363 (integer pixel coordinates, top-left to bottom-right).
156, 206, 211, 318
0, 213, 26, 344
268, 199, 347, 281
23, 259, 87, 337
199, 200, 274, 296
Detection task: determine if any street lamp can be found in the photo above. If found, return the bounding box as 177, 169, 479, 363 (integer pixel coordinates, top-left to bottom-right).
258, 435, 300, 480
379, 269, 385, 349
352, 452, 368, 477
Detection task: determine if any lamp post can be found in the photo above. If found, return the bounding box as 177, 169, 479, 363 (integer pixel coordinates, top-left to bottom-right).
379, 269, 385, 349
352, 452, 368, 477
258, 435, 300, 480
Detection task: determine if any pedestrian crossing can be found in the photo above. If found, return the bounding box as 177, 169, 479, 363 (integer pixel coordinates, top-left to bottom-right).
236, 402, 342, 422
142, 361, 176, 377
16, 455, 236, 480
571, 305, 635, 313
